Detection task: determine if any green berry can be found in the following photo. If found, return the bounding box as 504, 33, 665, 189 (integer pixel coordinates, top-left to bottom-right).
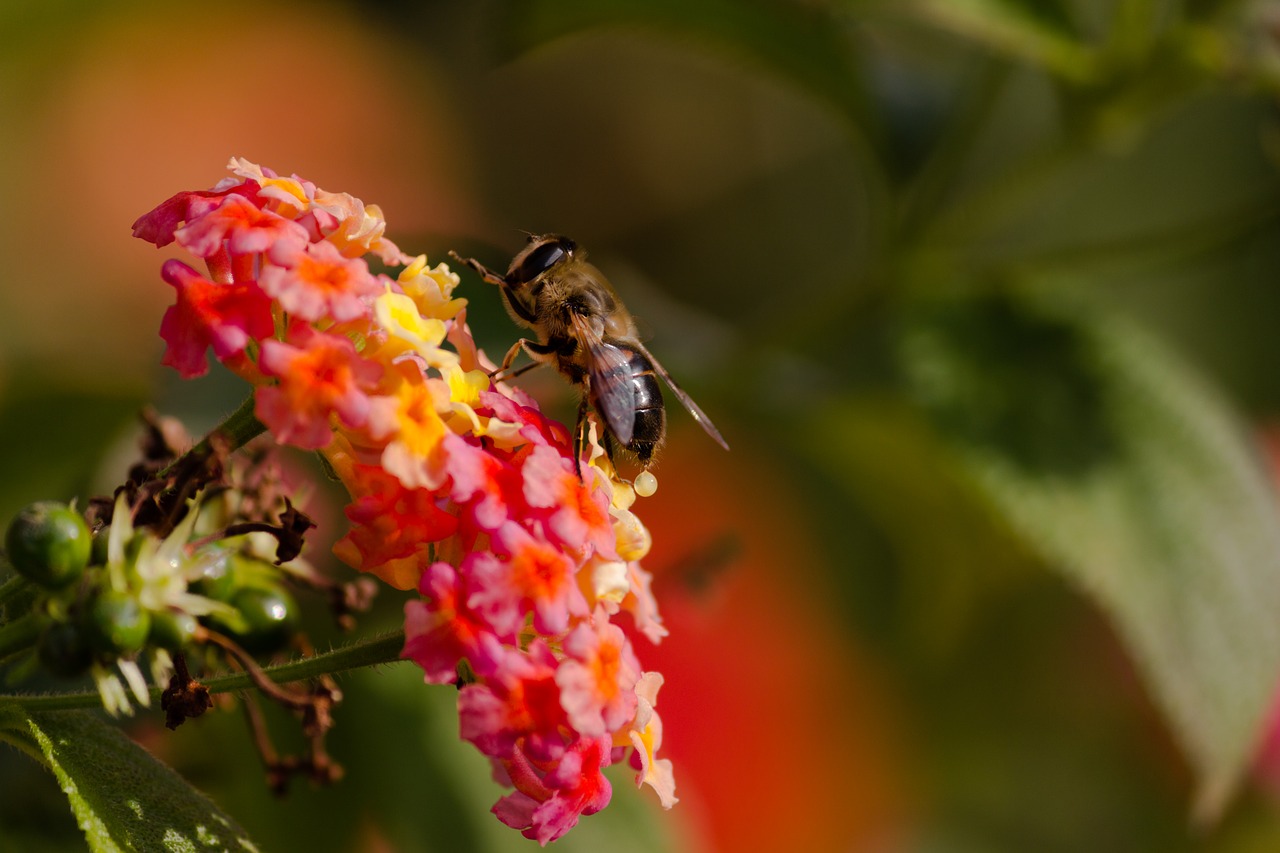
37, 620, 92, 677
190, 552, 237, 602
148, 609, 198, 650
225, 585, 299, 654
5, 501, 91, 589
83, 589, 151, 655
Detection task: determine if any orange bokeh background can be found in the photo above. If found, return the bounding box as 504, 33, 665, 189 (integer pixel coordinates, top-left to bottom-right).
639, 437, 906, 851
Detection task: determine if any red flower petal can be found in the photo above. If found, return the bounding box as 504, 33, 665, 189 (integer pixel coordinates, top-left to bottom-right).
158, 260, 274, 379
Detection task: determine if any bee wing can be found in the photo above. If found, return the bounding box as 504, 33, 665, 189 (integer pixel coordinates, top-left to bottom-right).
635, 342, 730, 451
569, 311, 637, 446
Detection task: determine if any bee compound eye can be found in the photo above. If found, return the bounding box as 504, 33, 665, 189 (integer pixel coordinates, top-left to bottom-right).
511, 239, 570, 284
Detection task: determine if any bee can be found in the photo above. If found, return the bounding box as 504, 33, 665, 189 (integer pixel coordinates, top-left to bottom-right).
449, 234, 729, 478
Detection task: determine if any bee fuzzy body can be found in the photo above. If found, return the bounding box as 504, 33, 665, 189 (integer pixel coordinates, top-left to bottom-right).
449, 234, 727, 473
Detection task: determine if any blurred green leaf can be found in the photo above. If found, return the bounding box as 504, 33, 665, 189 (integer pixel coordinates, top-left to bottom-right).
0, 382, 142, 523
898, 289, 1280, 821
803, 394, 1039, 658
902, 0, 1098, 82
0, 705, 258, 852
498, 0, 880, 137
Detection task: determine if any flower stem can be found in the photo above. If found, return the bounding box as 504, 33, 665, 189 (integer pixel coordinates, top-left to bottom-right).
213, 393, 268, 450
158, 394, 266, 479
0, 630, 407, 711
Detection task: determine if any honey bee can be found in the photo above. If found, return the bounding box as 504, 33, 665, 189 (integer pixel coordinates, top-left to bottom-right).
449, 234, 729, 477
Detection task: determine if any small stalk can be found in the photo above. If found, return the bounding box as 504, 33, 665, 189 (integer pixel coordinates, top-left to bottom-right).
0, 630, 407, 711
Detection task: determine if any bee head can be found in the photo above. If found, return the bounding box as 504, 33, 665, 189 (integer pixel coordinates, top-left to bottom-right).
506, 235, 577, 287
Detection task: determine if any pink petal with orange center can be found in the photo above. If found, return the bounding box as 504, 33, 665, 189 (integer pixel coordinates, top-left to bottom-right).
175, 193, 309, 258
256, 327, 382, 449
260, 239, 380, 322
556, 617, 641, 738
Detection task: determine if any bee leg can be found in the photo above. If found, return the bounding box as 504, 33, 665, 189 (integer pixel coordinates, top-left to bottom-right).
602, 430, 620, 471
490, 339, 555, 382
490, 361, 542, 383
447, 251, 506, 287
572, 395, 591, 481
489, 340, 534, 382
500, 340, 527, 373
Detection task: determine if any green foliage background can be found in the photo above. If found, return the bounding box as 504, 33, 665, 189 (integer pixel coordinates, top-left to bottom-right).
5, 0, 1280, 850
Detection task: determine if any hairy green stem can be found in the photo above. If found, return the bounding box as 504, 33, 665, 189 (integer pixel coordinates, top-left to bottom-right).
0, 630, 408, 712
213, 394, 268, 450
158, 394, 266, 479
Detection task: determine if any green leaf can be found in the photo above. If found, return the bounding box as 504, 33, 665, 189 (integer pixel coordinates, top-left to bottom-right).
0, 382, 142, 523
0, 705, 258, 852
897, 289, 1280, 822
497, 0, 878, 136
902, 0, 1099, 82
802, 394, 1040, 656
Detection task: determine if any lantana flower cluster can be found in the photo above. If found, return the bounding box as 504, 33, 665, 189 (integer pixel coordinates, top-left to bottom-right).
133, 158, 675, 843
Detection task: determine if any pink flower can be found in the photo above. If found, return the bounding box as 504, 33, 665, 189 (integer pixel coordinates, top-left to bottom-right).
403, 562, 505, 683
137, 160, 684, 843
157, 260, 274, 379
337, 463, 458, 570
627, 672, 677, 808
443, 434, 518, 533
174, 193, 309, 259
479, 390, 573, 451
256, 325, 383, 449
260, 239, 382, 322
555, 615, 641, 738
521, 444, 616, 558
468, 523, 590, 637
494, 735, 615, 845
309, 188, 410, 265
131, 181, 261, 248
621, 562, 668, 645
459, 642, 567, 762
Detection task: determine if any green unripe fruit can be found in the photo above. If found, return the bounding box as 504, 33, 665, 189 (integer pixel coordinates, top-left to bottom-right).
5, 501, 91, 589
189, 552, 237, 602
83, 589, 151, 655
148, 609, 199, 651
226, 585, 299, 655
37, 620, 93, 677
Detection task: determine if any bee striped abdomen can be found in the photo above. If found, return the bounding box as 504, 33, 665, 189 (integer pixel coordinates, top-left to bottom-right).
623, 348, 665, 463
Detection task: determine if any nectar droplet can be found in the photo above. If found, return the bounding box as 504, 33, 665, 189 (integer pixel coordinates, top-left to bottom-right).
634, 470, 658, 497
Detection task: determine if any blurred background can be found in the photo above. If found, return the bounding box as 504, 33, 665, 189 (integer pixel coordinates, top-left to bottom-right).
6, 0, 1280, 850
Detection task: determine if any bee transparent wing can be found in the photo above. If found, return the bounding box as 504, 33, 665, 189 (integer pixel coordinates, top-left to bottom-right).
569, 312, 637, 445
636, 343, 730, 451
